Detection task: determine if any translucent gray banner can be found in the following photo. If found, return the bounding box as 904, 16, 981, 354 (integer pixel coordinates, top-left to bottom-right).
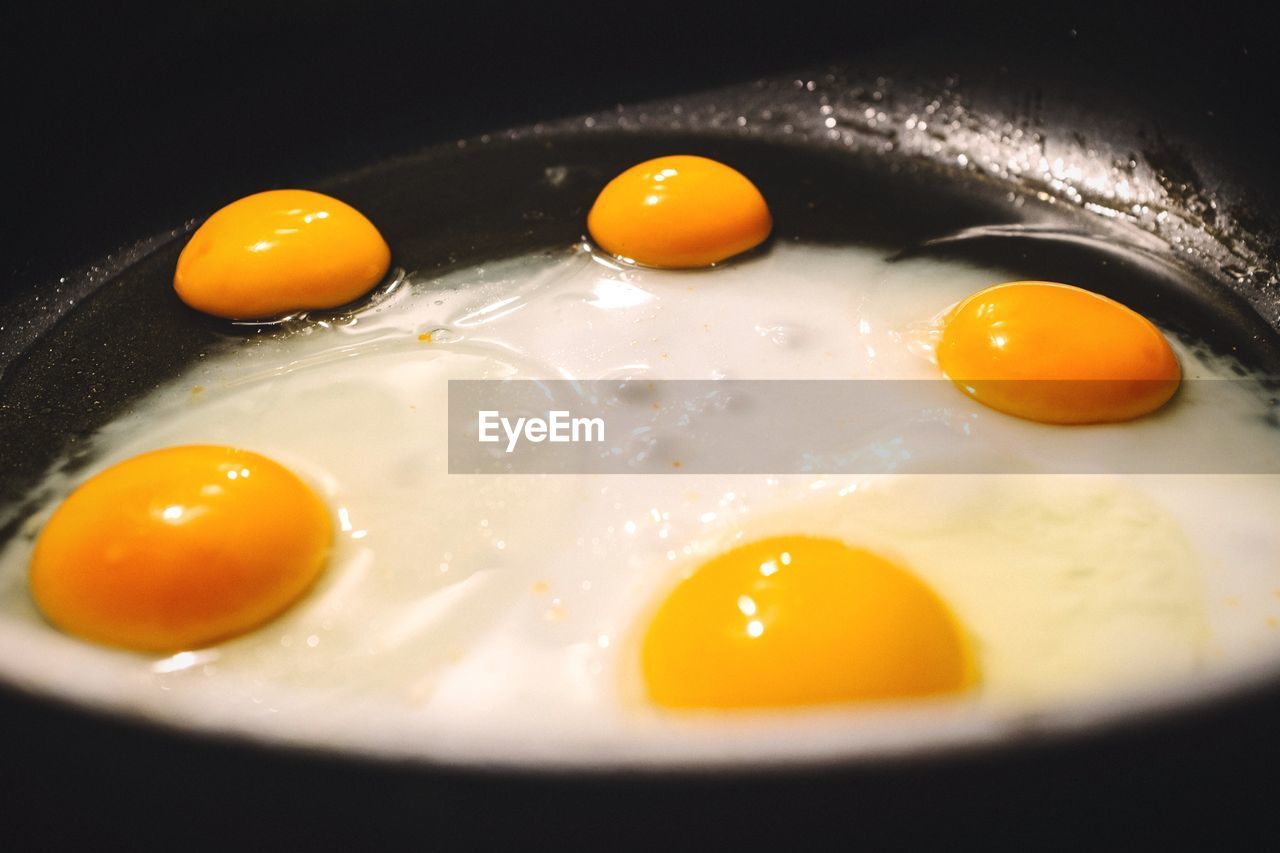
447, 379, 1280, 474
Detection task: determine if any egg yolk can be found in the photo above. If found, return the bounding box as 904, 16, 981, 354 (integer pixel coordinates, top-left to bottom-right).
174, 189, 391, 319
29, 445, 332, 652
641, 536, 973, 709
936, 281, 1181, 424
587, 155, 772, 268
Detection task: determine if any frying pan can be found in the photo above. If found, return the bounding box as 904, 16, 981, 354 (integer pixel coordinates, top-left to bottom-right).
3, 2, 1278, 847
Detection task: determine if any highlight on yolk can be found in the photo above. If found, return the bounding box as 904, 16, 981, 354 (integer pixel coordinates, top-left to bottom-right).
641, 536, 973, 709
936, 281, 1181, 424
174, 189, 391, 319
587, 155, 772, 268
29, 445, 332, 652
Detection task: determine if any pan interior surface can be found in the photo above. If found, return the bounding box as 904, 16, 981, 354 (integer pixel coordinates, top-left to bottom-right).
1, 72, 1280, 770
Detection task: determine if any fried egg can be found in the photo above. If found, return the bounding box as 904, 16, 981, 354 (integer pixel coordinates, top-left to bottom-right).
1, 241, 1279, 766
174, 189, 391, 319
641, 536, 975, 709
29, 445, 331, 652
588, 155, 772, 267
936, 281, 1181, 423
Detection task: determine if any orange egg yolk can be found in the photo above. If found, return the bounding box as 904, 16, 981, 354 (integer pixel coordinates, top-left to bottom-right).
587, 155, 772, 268
29, 445, 332, 652
641, 536, 973, 709
936, 281, 1181, 424
174, 189, 391, 319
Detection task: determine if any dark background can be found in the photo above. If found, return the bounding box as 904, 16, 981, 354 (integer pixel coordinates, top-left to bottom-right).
2, 1, 1279, 848
4, 1, 1278, 293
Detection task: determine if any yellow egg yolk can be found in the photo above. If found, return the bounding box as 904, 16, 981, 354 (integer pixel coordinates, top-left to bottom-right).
587, 155, 772, 268
174, 189, 391, 319
641, 536, 973, 709
936, 281, 1181, 424
29, 445, 332, 652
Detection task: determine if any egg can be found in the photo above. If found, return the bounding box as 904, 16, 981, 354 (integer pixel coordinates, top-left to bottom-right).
936, 281, 1181, 424
676, 475, 1208, 710
587, 155, 772, 268
174, 189, 391, 319
641, 536, 973, 709
1, 242, 1278, 765
29, 445, 331, 652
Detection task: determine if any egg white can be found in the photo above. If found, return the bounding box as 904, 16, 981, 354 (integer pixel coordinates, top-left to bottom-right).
1, 242, 1279, 765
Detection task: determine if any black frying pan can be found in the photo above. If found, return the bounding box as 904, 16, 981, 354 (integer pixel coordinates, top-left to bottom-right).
3, 3, 1278, 847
